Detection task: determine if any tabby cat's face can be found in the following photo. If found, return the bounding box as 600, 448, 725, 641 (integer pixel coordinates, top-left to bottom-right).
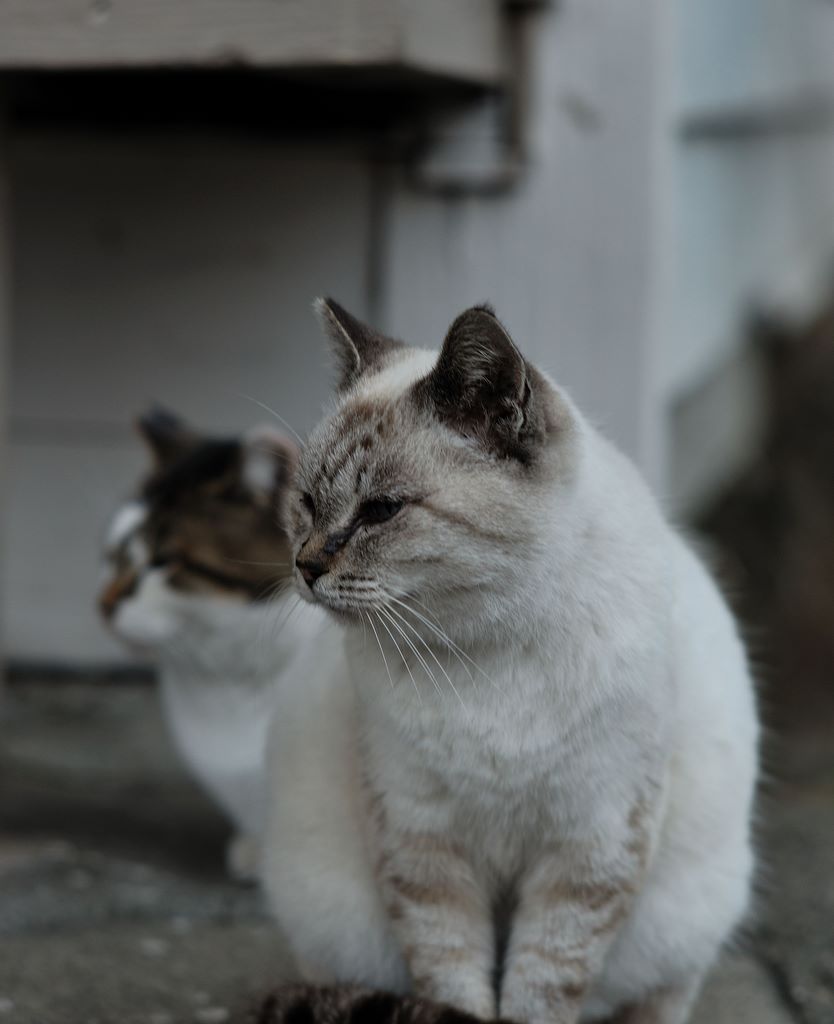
100, 410, 296, 651
287, 300, 574, 632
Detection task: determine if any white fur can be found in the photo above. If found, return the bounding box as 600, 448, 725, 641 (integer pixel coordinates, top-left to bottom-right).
262, 342, 759, 1022
105, 510, 327, 874
359, 349, 438, 399
265, 630, 409, 988
105, 500, 147, 552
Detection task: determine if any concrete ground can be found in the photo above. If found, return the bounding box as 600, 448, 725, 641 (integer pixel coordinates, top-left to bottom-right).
1, 676, 832, 1024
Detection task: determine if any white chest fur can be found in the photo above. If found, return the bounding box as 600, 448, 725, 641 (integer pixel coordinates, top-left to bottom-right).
264, 431, 758, 1020
159, 667, 277, 835
126, 583, 326, 840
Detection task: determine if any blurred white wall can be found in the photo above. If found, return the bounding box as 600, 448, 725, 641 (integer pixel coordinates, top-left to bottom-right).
4, 0, 834, 664
8, 139, 371, 661
658, 0, 834, 510
382, 0, 662, 478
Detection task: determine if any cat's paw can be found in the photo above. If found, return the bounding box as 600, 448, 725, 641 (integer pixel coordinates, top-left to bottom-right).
253, 985, 494, 1024
226, 833, 261, 884
254, 986, 392, 1024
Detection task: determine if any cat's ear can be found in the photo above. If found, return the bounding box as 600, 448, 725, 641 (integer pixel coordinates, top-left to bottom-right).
136, 406, 194, 465
242, 426, 299, 505
314, 297, 402, 391
414, 305, 542, 461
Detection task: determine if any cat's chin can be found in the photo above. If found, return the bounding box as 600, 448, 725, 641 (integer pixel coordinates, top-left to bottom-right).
298, 588, 366, 622
316, 601, 367, 625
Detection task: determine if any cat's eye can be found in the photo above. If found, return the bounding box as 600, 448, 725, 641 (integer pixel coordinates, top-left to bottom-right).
301, 493, 316, 518
357, 497, 404, 526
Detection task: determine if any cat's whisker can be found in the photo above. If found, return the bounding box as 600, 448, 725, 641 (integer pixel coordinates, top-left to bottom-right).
255, 593, 281, 649
384, 603, 467, 710
365, 612, 395, 693
378, 605, 443, 701
253, 578, 296, 645
256, 587, 286, 651
247, 442, 297, 463
387, 594, 475, 685
415, 602, 504, 697
394, 592, 445, 631
265, 593, 300, 644
387, 593, 506, 697
375, 610, 423, 704
254, 575, 292, 619
238, 392, 305, 445
258, 575, 294, 611
260, 587, 303, 648
263, 572, 293, 596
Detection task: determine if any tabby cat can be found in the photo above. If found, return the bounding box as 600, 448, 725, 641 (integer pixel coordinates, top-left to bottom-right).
100, 408, 324, 879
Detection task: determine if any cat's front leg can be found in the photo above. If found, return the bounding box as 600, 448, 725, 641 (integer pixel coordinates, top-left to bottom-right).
374, 822, 495, 1019
500, 810, 650, 1024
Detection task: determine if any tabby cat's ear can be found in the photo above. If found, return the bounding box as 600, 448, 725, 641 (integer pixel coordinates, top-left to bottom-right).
136, 406, 194, 465
414, 305, 541, 462
242, 426, 299, 505
314, 297, 403, 391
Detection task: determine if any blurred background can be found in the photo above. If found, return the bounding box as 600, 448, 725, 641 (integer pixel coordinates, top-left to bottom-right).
0, 2, 833, 1022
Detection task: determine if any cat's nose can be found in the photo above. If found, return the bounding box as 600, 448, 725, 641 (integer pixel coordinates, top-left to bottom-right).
297, 558, 327, 587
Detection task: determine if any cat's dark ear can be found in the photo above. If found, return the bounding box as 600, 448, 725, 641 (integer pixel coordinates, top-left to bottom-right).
242, 427, 299, 506
314, 297, 403, 391
414, 305, 544, 462
136, 406, 194, 465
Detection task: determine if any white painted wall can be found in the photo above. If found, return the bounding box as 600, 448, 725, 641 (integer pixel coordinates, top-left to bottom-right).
676, 0, 834, 116
4, 0, 834, 663
662, 130, 834, 400
7, 137, 372, 661
662, 0, 834, 401
382, 0, 664, 478
6, 0, 673, 665
656, 0, 834, 511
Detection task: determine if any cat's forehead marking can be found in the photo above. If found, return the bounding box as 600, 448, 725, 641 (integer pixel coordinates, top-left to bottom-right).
341, 398, 388, 430
309, 401, 390, 495
305, 349, 436, 499
106, 501, 147, 552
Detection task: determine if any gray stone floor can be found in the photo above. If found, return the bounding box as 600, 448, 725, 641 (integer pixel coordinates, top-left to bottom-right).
1, 676, 832, 1024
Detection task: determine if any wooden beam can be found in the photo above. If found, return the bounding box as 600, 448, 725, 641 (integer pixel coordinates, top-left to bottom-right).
0, 0, 507, 86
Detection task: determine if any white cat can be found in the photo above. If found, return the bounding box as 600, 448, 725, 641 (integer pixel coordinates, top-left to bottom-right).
100, 408, 325, 880
262, 300, 759, 1024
